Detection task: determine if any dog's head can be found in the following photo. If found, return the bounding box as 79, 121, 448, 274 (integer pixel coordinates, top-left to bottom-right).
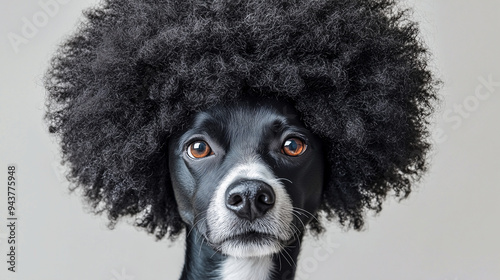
169, 100, 324, 257
45, 0, 437, 243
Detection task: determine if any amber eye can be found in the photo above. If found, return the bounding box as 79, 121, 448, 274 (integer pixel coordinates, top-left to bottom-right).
187, 141, 213, 159
281, 137, 306, 157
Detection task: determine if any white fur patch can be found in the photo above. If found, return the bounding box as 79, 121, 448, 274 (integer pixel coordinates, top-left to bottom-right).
207, 156, 294, 257
220, 256, 274, 280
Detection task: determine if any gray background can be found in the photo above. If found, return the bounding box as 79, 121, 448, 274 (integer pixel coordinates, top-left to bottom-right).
1, 0, 499, 279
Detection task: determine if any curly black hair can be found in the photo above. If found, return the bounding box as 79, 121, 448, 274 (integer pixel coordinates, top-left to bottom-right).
45, 0, 437, 240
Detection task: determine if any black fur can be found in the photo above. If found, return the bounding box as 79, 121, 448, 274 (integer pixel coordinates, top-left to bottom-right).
45, 0, 437, 240
172, 101, 322, 279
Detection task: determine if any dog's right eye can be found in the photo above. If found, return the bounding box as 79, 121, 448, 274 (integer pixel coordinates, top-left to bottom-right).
187, 141, 213, 159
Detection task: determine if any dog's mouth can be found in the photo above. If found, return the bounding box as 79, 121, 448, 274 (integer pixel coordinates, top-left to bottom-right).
206, 230, 295, 257
220, 231, 277, 244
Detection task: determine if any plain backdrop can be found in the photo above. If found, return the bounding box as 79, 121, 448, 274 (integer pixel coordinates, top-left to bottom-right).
1, 0, 499, 279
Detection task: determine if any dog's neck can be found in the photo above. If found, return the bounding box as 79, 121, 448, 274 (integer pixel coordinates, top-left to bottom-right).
180, 227, 302, 280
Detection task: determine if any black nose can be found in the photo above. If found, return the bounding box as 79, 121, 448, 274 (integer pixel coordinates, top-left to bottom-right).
225, 180, 275, 221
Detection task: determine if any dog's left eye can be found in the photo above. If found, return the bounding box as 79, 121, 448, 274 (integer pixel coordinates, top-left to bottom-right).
187, 141, 213, 159
281, 137, 306, 157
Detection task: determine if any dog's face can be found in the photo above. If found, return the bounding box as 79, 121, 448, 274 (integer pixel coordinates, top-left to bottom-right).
168, 100, 324, 258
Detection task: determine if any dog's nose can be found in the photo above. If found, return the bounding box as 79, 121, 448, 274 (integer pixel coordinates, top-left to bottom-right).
225, 180, 275, 221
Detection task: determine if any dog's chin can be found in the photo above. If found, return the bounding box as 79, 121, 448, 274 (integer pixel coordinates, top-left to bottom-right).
220, 240, 281, 258
213, 232, 285, 258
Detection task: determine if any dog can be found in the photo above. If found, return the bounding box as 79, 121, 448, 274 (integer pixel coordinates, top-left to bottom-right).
44, 0, 437, 279
169, 99, 324, 279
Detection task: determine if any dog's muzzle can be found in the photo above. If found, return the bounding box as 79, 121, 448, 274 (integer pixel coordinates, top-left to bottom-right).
206, 161, 295, 257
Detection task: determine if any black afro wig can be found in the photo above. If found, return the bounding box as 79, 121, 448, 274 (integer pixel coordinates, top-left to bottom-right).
45, 0, 437, 240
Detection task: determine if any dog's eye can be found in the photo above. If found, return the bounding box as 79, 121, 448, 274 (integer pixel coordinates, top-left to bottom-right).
187, 141, 213, 159
281, 137, 306, 157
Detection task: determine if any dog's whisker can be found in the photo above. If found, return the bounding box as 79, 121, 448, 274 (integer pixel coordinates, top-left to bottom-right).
293, 207, 320, 223
186, 211, 207, 234
277, 251, 282, 271
210, 246, 221, 259
195, 234, 204, 257
187, 216, 207, 238
292, 207, 315, 217
278, 246, 293, 268
278, 243, 296, 268
287, 217, 302, 246
282, 247, 297, 268
275, 177, 293, 184
291, 208, 311, 217
194, 210, 209, 223
291, 212, 307, 233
